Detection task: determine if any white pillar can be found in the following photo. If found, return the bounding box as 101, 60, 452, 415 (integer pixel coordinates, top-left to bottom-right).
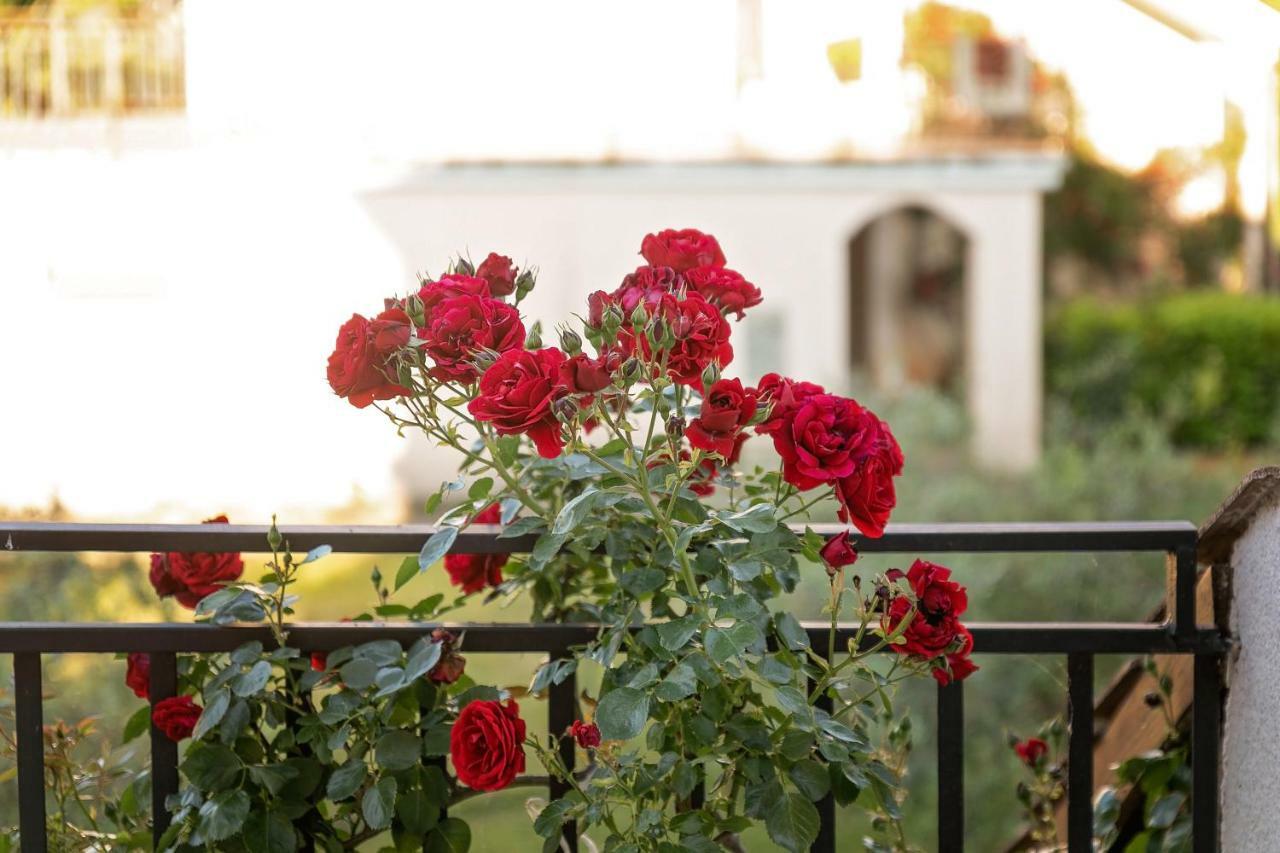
965, 193, 1042, 471
1201, 467, 1280, 852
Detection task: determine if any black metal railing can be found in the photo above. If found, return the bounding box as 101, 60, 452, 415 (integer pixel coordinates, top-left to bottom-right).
0, 521, 1226, 852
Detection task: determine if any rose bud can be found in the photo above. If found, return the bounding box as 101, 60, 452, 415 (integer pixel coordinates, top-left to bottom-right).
570, 719, 602, 749
525, 325, 543, 349
819, 530, 859, 576
629, 304, 648, 329
514, 269, 536, 301
559, 327, 583, 355
620, 357, 642, 382
472, 348, 499, 374
700, 362, 721, 389
553, 396, 580, 423
476, 253, 518, 297
452, 257, 475, 276
666, 415, 685, 440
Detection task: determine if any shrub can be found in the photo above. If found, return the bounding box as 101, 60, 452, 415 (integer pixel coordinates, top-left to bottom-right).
1046, 292, 1280, 448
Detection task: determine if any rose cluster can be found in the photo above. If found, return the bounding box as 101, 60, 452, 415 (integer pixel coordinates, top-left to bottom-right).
883, 559, 978, 686
148, 515, 245, 608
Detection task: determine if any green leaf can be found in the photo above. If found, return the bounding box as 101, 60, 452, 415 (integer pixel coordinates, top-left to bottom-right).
326, 758, 367, 801
234, 660, 273, 697
362, 777, 398, 830
397, 787, 441, 835
533, 798, 575, 839
656, 617, 700, 652
1147, 792, 1186, 830
247, 763, 298, 796
181, 743, 241, 791
197, 789, 251, 842
788, 760, 830, 801
468, 477, 494, 500
419, 527, 460, 571
122, 705, 151, 744
301, 545, 332, 564
340, 658, 380, 690
765, 792, 820, 852
552, 487, 600, 536
219, 700, 251, 744
241, 810, 296, 853
721, 504, 778, 534
394, 555, 420, 592
655, 664, 698, 702
596, 687, 650, 742
728, 559, 763, 581
528, 531, 567, 571
760, 655, 795, 685
705, 628, 742, 664
425, 818, 472, 853
775, 613, 810, 651
375, 730, 423, 771
403, 640, 444, 683
619, 567, 666, 596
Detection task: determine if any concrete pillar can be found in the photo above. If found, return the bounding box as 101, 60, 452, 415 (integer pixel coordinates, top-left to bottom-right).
866, 211, 911, 391
965, 194, 1042, 471
1198, 466, 1280, 853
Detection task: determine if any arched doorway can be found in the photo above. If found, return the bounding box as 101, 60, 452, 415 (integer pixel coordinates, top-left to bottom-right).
848, 206, 968, 394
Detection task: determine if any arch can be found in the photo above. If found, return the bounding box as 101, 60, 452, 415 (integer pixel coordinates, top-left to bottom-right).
847, 203, 971, 395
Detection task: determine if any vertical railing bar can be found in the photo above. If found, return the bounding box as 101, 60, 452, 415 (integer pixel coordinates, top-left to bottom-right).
936, 680, 964, 852
1066, 653, 1094, 853
1173, 545, 1197, 640
14, 652, 46, 853
547, 648, 578, 853
1192, 654, 1221, 852
810, 674, 836, 853
149, 651, 179, 846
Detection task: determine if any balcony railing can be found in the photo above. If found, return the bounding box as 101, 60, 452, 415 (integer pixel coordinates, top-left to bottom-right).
0, 520, 1226, 852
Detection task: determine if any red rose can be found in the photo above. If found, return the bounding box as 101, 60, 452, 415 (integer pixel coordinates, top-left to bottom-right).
476, 253, 518, 297
819, 530, 858, 572
1014, 737, 1049, 767
468, 347, 569, 459
149, 516, 245, 609
932, 625, 978, 686
152, 695, 201, 742
428, 629, 467, 684
443, 505, 509, 594
612, 265, 685, 315
834, 419, 903, 538
125, 653, 150, 699
686, 378, 758, 459
587, 290, 612, 328
884, 559, 969, 660
771, 394, 878, 491
559, 352, 617, 394
753, 374, 825, 437
420, 294, 525, 382
640, 228, 726, 272
450, 699, 527, 792
570, 720, 601, 749
685, 266, 761, 319
327, 314, 410, 408
310, 652, 328, 672
417, 273, 491, 314
621, 292, 732, 387
370, 306, 412, 354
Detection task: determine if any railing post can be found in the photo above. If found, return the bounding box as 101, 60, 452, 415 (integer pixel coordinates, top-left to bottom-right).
547, 647, 578, 853
936, 680, 964, 852
1066, 653, 1094, 853
811, 676, 836, 853
14, 653, 45, 853
149, 651, 179, 845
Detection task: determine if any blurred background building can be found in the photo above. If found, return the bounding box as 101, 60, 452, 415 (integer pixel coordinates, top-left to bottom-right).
2, 0, 1278, 518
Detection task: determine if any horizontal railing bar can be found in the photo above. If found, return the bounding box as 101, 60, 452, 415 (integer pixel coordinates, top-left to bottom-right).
0, 622, 1226, 655
0, 520, 1197, 555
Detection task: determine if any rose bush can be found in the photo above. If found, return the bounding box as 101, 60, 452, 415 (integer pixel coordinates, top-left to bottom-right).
122, 230, 975, 853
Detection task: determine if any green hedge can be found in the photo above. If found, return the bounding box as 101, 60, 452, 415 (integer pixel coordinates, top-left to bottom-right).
1046, 293, 1280, 448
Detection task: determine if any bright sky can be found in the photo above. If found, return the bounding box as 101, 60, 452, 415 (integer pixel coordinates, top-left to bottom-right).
1, 0, 1276, 521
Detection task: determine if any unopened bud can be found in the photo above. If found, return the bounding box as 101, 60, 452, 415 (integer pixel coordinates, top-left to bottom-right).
405, 293, 426, 327
559, 327, 583, 355
700, 362, 721, 388
472, 349, 498, 374
267, 516, 283, 551
515, 269, 536, 301
666, 415, 685, 440
620, 357, 642, 381
603, 304, 624, 334
370, 565, 383, 585
453, 257, 475, 276
552, 396, 579, 423
629, 304, 648, 328
525, 324, 543, 349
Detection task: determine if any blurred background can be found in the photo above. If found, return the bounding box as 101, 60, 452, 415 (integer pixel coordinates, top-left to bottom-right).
1, 0, 1278, 848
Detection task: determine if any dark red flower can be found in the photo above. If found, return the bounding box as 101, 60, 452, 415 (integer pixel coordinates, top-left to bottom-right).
420, 294, 525, 382
819, 531, 859, 572
884, 560, 969, 661
327, 314, 410, 408
428, 629, 467, 684
310, 652, 328, 672
640, 228, 726, 272
125, 653, 150, 699
559, 352, 617, 394
684, 266, 761, 319
932, 625, 979, 686
476, 253, 518, 297
370, 306, 413, 354
152, 695, 201, 742
1014, 737, 1049, 767
686, 378, 757, 459
148, 516, 245, 609
834, 418, 903, 538
570, 720, 601, 749
621, 292, 733, 387
468, 347, 570, 459
611, 265, 685, 315
417, 273, 491, 314
753, 374, 825, 437
450, 699, 527, 792
443, 505, 509, 594
770, 394, 878, 490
